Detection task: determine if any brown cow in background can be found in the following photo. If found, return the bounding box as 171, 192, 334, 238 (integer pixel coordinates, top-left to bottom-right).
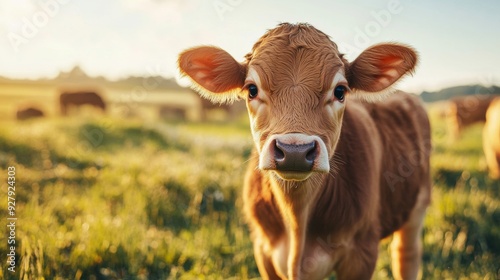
483, 97, 500, 179
16, 106, 44, 120
158, 105, 187, 120
60, 91, 106, 116
198, 91, 246, 120
446, 94, 498, 139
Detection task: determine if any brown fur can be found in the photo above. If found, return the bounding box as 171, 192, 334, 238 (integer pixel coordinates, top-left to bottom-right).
483, 97, 500, 179
244, 23, 343, 95
16, 106, 44, 120
178, 23, 430, 279
59, 91, 106, 116
243, 93, 430, 279
446, 94, 498, 139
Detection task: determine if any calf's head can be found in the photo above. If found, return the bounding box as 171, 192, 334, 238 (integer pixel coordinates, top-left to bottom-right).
179, 23, 417, 182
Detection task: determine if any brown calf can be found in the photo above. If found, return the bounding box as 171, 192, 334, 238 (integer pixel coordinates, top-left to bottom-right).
483, 97, 500, 179
16, 106, 44, 120
179, 23, 431, 279
59, 91, 106, 116
446, 94, 498, 139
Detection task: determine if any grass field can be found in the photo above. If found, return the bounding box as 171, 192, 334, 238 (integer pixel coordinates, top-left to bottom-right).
0, 102, 499, 279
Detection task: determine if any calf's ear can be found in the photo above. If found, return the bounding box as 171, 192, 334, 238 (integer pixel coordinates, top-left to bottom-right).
178, 46, 247, 103
346, 43, 418, 99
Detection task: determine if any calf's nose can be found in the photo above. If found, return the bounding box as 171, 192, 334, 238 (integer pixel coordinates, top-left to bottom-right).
274, 140, 317, 172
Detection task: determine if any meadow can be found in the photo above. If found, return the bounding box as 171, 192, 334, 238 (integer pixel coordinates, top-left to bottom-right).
0, 101, 499, 279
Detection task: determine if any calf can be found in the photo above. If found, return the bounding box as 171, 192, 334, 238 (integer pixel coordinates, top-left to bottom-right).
483, 97, 500, 179
179, 23, 431, 279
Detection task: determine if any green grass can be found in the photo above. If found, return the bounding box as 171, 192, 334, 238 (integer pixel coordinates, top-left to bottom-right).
0, 117, 255, 279
1, 108, 499, 279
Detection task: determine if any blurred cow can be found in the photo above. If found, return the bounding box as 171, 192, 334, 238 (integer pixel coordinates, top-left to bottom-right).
446, 94, 498, 139
483, 97, 500, 179
158, 105, 187, 120
60, 91, 106, 116
199, 93, 246, 120
16, 106, 44, 120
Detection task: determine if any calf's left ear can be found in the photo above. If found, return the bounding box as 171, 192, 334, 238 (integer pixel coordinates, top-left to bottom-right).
178, 46, 247, 104
346, 43, 418, 97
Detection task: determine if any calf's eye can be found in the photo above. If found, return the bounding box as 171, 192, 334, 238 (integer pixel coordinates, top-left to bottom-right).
248, 84, 258, 99
333, 85, 346, 102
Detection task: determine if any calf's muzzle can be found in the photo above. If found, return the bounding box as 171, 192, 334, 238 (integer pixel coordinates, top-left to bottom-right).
274, 140, 317, 172
258, 133, 330, 180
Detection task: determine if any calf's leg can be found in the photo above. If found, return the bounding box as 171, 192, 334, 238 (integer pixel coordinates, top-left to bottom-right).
391, 187, 430, 280
254, 240, 282, 280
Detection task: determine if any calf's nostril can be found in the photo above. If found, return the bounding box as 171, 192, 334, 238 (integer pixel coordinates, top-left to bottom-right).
305, 142, 317, 162
274, 145, 285, 161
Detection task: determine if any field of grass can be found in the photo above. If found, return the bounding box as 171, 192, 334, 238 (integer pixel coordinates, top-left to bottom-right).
0, 103, 499, 279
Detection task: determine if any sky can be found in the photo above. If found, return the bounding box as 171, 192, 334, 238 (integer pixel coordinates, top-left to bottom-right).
0, 0, 499, 93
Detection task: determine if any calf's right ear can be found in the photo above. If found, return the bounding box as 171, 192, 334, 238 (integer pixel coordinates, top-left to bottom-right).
178, 46, 247, 103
